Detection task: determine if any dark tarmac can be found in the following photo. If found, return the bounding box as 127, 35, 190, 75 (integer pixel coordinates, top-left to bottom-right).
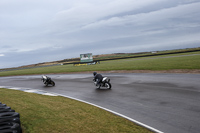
1, 73, 200, 133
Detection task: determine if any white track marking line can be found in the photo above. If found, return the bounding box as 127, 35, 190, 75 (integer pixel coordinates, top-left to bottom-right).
42, 93, 58, 96
8, 87, 22, 90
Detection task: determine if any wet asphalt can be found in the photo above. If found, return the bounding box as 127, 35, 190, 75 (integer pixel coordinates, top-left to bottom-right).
0, 73, 200, 133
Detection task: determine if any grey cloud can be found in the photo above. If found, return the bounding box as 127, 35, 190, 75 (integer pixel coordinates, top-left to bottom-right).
0, 0, 200, 68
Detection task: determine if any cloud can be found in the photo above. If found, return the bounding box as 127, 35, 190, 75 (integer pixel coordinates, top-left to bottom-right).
0, 54, 5, 57
0, 0, 200, 68
82, 2, 200, 29
50, 0, 164, 32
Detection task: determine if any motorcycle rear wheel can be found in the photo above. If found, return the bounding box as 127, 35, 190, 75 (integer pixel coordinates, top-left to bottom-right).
51, 81, 55, 86
96, 84, 101, 89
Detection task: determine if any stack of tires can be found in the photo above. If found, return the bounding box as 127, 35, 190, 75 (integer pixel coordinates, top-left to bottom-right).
0, 102, 22, 133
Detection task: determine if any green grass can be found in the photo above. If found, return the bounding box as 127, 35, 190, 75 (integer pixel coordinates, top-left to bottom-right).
0, 52, 200, 77
0, 88, 153, 133
104, 53, 200, 70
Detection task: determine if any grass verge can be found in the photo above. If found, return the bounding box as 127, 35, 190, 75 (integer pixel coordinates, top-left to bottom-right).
0, 88, 153, 133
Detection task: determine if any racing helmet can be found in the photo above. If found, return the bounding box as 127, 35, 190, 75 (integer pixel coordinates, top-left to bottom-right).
93, 72, 97, 76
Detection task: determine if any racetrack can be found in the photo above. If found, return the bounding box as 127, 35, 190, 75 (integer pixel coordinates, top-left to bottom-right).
1, 73, 200, 133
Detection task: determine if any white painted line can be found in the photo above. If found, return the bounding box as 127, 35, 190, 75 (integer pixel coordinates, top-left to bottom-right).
0, 86, 6, 88
42, 93, 58, 96
24, 90, 37, 93
8, 87, 21, 90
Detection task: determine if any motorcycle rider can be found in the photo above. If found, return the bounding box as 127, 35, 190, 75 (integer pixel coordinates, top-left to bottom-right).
93, 72, 103, 86
41, 75, 55, 86
42, 75, 50, 84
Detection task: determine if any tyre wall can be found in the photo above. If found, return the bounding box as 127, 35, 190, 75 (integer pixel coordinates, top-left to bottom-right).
0, 102, 22, 133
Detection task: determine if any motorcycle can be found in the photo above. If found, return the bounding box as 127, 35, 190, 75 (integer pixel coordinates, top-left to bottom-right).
93, 77, 112, 89
41, 75, 55, 86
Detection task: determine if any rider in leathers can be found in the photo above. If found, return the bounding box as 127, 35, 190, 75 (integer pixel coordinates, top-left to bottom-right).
93, 72, 103, 86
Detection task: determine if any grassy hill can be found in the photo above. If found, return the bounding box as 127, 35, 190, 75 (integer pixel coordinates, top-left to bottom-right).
1, 47, 200, 72
0, 48, 200, 77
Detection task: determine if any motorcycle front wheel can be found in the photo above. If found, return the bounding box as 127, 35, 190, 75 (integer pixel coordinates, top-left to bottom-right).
105, 82, 112, 89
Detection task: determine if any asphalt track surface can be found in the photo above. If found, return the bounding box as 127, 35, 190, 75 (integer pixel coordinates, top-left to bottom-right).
0, 73, 200, 133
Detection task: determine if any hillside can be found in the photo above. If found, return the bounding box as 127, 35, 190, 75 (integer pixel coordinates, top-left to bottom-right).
1, 47, 200, 71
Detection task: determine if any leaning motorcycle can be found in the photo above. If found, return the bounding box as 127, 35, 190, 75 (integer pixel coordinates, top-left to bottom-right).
41, 75, 55, 86
93, 77, 112, 89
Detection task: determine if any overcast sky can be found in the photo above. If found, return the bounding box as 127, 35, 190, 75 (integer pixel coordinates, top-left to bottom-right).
0, 0, 200, 68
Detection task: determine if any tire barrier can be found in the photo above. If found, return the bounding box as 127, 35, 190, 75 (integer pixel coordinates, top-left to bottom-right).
0, 102, 22, 133
0, 106, 11, 110
0, 122, 22, 133
0, 104, 6, 107
0, 107, 15, 114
